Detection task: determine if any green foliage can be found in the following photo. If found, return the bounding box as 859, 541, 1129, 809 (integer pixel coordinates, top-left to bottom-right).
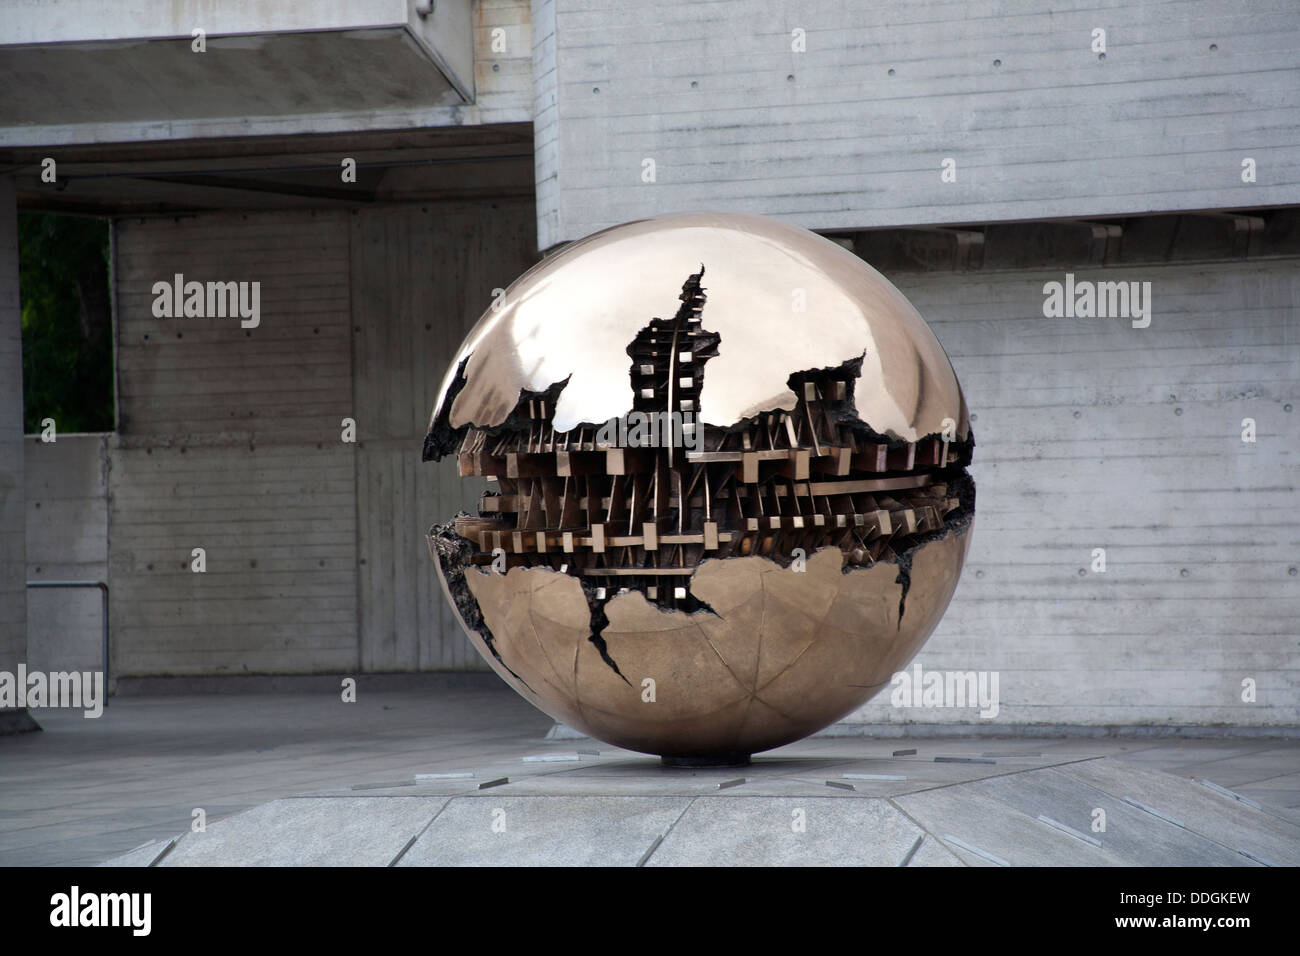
19, 212, 114, 434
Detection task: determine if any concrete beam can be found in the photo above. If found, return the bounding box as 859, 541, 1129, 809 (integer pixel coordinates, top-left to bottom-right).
5, 124, 535, 215
0, 0, 415, 43
0, 1, 478, 145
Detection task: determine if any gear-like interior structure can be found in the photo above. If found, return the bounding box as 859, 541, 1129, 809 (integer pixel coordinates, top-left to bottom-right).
428, 269, 975, 613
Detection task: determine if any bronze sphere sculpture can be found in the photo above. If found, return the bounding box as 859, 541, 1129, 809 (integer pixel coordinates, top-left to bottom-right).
424, 212, 974, 766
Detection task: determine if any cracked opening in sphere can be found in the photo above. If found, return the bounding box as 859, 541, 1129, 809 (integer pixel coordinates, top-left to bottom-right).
425, 267, 974, 680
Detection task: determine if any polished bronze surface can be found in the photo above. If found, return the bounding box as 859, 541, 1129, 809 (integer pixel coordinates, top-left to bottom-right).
430, 212, 969, 442
424, 212, 975, 762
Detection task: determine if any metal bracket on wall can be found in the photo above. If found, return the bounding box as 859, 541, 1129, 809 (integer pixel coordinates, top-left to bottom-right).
1189, 212, 1267, 258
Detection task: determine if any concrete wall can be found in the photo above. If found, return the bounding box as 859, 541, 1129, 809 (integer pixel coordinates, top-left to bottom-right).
106, 200, 536, 676
535, 0, 1300, 249
111, 210, 359, 676
24, 435, 109, 674
29, 209, 1300, 726
532, 0, 560, 246
350, 200, 536, 671
10, 0, 1294, 728
0, 176, 25, 711
39, 201, 1300, 725
846, 256, 1300, 728
477, 0, 535, 125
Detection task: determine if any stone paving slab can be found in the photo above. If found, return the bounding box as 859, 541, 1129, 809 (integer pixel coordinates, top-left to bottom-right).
7, 830, 173, 867
1108, 742, 1282, 767
1158, 751, 1300, 787
1061, 759, 1300, 866
157, 797, 448, 867
1230, 789, 1300, 822
646, 796, 927, 867
893, 784, 1125, 867
1237, 770, 1300, 790
1, 804, 236, 860
98, 839, 172, 867
96, 756, 1300, 867
967, 767, 1239, 867
896, 759, 1282, 867
905, 834, 965, 867
397, 796, 690, 867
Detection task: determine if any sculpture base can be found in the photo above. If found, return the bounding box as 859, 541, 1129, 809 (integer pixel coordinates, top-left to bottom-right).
661, 753, 751, 769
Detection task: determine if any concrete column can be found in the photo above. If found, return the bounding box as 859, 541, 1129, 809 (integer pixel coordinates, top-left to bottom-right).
0, 174, 35, 733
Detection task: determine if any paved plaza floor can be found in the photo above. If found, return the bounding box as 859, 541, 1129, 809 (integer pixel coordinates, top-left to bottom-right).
2, 681, 1297, 866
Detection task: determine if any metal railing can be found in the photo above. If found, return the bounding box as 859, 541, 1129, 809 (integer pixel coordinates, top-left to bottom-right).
25, 580, 110, 706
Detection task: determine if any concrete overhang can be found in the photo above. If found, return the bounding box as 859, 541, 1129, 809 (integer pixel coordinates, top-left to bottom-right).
0, 0, 475, 146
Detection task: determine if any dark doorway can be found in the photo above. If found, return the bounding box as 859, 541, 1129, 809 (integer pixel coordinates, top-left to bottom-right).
18, 212, 114, 434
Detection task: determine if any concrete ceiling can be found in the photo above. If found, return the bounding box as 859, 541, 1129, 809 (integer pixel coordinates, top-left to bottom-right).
2, 125, 536, 215
0, 0, 476, 146
0, 1, 515, 213
0, 29, 465, 129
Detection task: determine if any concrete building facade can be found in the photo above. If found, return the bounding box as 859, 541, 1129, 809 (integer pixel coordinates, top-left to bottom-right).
2, 0, 1296, 731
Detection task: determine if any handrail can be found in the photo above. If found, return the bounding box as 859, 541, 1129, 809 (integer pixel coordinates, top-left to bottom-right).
25, 580, 110, 707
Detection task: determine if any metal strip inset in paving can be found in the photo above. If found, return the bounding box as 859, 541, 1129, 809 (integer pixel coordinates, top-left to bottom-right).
941, 834, 1009, 867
